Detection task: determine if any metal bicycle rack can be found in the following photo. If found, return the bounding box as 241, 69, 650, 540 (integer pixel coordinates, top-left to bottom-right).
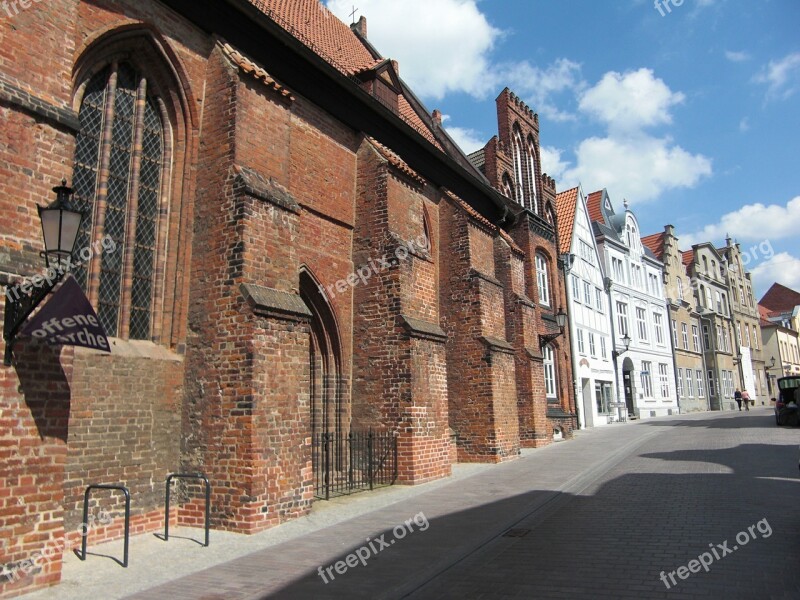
80, 484, 130, 567
164, 473, 211, 547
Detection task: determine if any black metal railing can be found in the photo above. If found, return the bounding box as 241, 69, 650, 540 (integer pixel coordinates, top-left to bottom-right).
164, 473, 211, 547
312, 429, 397, 500
79, 484, 130, 567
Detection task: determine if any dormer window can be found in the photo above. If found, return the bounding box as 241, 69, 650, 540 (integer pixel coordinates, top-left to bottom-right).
355, 59, 401, 113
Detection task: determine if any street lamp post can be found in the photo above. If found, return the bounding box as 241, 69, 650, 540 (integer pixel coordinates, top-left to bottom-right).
3, 181, 83, 366
765, 356, 778, 397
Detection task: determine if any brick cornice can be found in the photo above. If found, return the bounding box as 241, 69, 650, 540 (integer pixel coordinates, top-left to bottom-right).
0, 73, 79, 132
240, 283, 311, 321
469, 268, 503, 289
399, 314, 447, 343
233, 165, 301, 213
479, 335, 516, 354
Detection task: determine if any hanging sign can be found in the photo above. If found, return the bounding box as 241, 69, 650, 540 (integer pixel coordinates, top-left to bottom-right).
20, 275, 111, 353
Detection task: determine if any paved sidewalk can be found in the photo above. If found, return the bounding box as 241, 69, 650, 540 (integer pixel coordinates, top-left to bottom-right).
24, 416, 663, 599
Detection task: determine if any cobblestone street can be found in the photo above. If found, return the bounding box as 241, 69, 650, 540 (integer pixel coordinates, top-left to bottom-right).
411, 410, 800, 600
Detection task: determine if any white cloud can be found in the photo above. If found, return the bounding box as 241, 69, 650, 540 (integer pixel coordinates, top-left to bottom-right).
552, 69, 711, 202
680, 196, 800, 247
445, 126, 486, 155
560, 134, 711, 202
578, 68, 685, 132
326, 0, 500, 99
750, 253, 800, 297
496, 58, 585, 122
754, 52, 800, 101
326, 2, 709, 204
725, 50, 750, 62
739, 117, 749, 132
540, 145, 569, 181
326, 0, 585, 118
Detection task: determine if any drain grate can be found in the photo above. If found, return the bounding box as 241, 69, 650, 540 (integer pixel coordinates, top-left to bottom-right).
502, 528, 531, 538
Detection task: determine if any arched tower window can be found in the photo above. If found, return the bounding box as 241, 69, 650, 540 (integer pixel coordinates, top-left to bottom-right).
512, 125, 526, 207
502, 173, 515, 200
526, 135, 538, 213
71, 61, 165, 339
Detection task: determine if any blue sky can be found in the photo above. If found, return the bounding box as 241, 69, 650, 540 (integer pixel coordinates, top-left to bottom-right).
326, 0, 800, 297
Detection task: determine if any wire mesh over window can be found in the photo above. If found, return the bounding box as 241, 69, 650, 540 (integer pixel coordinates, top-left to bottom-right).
71, 66, 109, 291
129, 97, 162, 339
70, 61, 164, 340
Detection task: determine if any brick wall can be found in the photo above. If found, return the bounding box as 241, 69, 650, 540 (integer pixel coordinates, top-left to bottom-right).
352, 140, 451, 482
440, 197, 520, 462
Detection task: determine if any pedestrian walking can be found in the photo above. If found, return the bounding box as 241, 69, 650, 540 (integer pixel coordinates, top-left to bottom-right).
734, 389, 742, 411
741, 389, 751, 411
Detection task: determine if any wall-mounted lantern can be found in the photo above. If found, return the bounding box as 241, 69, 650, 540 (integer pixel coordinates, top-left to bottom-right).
3, 181, 83, 365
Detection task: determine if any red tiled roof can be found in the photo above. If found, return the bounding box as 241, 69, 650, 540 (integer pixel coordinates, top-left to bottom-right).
443, 189, 522, 255
681, 249, 694, 267
248, 1, 441, 150
250, 1, 376, 75
399, 95, 441, 149
554, 187, 579, 255
641, 232, 665, 261
220, 42, 295, 100
586, 190, 604, 223
367, 137, 426, 186
759, 282, 800, 312
758, 304, 774, 320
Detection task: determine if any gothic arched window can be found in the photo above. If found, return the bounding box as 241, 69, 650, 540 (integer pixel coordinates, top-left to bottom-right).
512, 126, 526, 207
502, 173, 515, 200
71, 62, 165, 340
526, 135, 538, 212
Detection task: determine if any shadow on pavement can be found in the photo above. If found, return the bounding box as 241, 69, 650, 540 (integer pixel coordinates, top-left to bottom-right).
125, 416, 800, 600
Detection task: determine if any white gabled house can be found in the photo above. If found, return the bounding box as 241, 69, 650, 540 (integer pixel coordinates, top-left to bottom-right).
587, 190, 678, 419
556, 186, 617, 427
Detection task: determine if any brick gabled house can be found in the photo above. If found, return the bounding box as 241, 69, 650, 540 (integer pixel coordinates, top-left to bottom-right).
0, 1, 574, 596
468, 89, 577, 445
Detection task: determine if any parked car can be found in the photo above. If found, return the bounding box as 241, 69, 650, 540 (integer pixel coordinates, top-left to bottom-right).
775, 376, 800, 426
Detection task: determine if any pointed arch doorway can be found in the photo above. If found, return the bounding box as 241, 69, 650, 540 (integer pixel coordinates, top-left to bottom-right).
300, 270, 348, 499
299, 269, 343, 442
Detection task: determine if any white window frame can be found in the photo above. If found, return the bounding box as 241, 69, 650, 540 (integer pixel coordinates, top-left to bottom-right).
654, 313, 664, 345
641, 361, 653, 397
617, 302, 629, 336
659, 363, 670, 398
544, 345, 557, 399
636, 307, 648, 341
536, 254, 550, 306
